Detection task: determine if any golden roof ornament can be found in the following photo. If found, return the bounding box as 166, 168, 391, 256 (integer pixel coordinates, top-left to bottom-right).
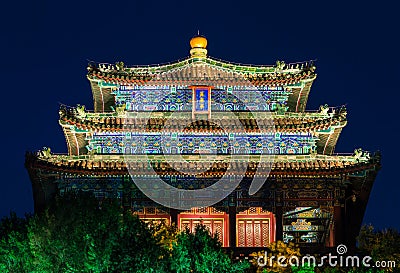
190, 32, 208, 58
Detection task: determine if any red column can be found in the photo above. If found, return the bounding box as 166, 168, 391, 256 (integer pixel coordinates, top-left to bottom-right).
275, 206, 283, 241
333, 205, 343, 246
229, 206, 236, 248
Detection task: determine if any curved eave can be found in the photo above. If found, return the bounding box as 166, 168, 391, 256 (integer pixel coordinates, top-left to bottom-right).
60, 126, 87, 156
25, 153, 380, 178
87, 72, 316, 87
90, 56, 315, 75
59, 113, 346, 134
287, 78, 316, 112
89, 81, 116, 112
87, 57, 316, 87
317, 127, 345, 155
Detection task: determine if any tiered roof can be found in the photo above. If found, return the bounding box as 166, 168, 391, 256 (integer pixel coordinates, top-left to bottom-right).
87, 41, 317, 113
25, 35, 381, 250
58, 104, 347, 156
26, 151, 379, 178
27, 34, 377, 178
59, 105, 347, 133
87, 57, 316, 87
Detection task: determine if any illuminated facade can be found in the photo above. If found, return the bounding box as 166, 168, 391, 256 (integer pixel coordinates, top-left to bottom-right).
26, 35, 380, 252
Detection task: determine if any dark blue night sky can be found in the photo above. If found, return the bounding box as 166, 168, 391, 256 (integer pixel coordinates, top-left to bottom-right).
1, 0, 399, 229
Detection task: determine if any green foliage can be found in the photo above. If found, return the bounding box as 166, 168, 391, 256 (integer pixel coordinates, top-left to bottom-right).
0, 229, 33, 272
170, 224, 250, 273
0, 211, 30, 239
0, 193, 249, 272
292, 263, 314, 273
109, 213, 168, 272
250, 241, 301, 273
0, 212, 33, 273
357, 224, 400, 272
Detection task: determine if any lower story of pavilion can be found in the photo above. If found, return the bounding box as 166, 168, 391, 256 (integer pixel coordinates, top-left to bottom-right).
136, 206, 277, 248
133, 205, 338, 251
25, 152, 381, 253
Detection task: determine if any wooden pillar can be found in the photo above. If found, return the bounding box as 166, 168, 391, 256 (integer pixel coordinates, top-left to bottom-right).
229, 206, 236, 248
334, 205, 344, 245
122, 176, 131, 210
275, 206, 283, 241
170, 209, 178, 226
345, 197, 358, 253
328, 224, 335, 247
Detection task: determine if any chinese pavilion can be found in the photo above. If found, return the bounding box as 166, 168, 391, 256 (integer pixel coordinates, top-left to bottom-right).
25, 35, 380, 253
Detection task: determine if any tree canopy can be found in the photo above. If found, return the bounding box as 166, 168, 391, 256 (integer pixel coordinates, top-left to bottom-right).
1, 194, 399, 273
0, 193, 249, 273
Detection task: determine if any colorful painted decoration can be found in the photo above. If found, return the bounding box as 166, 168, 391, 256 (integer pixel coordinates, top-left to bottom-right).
112, 86, 291, 112
87, 132, 316, 155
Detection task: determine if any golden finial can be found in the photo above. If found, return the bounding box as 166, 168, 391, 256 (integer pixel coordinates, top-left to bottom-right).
190, 32, 208, 58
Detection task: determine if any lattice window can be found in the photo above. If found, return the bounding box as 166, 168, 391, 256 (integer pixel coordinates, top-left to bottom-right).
246, 221, 253, 244
238, 221, 246, 247
197, 207, 208, 214
179, 218, 226, 246
181, 207, 225, 215
214, 221, 223, 242
202, 220, 212, 232
254, 221, 261, 246
237, 219, 270, 247
181, 220, 190, 231
239, 207, 271, 215
249, 207, 258, 214
209, 207, 225, 214
262, 221, 270, 246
